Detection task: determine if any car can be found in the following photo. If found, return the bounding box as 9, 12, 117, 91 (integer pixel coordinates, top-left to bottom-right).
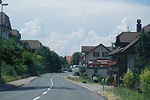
92, 76, 98, 83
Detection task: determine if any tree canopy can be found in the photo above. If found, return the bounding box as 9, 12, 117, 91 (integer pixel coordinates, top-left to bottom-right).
71, 52, 83, 65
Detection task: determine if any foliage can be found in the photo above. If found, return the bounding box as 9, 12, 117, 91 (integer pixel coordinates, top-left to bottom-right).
139, 68, 150, 94
71, 52, 83, 65
107, 87, 150, 100
79, 68, 86, 75
0, 38, 62, 83
35, 46, 61, 72
134, 31, 150, 73
1, 61, 17, 76
96, 74, 106, 83
123, 70, 135, 88
59, 56, 67, 67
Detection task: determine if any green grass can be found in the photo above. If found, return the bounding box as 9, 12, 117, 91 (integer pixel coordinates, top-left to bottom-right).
106, 87, 150, 100
2, 75, 22, 83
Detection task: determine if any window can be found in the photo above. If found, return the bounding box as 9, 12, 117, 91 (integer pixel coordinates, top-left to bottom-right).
93, 52, 99, 57
102, 52, 108, 57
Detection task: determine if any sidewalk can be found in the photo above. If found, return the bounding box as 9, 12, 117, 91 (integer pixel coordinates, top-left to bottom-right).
0, 76, 37, 91
65, 75, 113, 93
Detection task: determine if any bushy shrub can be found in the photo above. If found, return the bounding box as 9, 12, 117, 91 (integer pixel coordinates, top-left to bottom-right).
1, 61, 17, 76
81, 73, 89, 79
96, 74, 106, 84
139, 68, 150, 94
123, 70, 135, 88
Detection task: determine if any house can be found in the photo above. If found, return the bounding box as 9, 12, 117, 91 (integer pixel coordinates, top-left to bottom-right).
0, 12, 22, 41
66, 56, 72, 64
21, 40, 42, 52
10, 29, 21, 40
80, 44, 111, 77
109, 19, 150, 77
0, 12, 12, 38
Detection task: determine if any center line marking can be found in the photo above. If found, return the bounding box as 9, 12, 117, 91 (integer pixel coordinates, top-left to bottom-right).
33, 96, 40, 100
42, 91, 48, 95
47, 88, 51, 90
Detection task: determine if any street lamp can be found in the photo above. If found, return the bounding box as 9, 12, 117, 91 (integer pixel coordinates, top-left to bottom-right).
0, 0, 8, 83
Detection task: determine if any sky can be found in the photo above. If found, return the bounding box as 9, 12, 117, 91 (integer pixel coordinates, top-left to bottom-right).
3, 0, 150, 56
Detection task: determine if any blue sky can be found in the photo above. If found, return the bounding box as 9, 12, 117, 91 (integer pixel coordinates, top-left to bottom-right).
3, 0, 150, 56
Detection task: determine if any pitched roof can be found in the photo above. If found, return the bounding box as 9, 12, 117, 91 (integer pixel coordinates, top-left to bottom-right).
108, 47, 124, 55
21, 40, 42, 49
10, 29, 20, 36
143, 24, 150, 32
66, 56, 72, 64
117, 32, 140, 43
81, 46, 96, 53
83, 44, 111, 57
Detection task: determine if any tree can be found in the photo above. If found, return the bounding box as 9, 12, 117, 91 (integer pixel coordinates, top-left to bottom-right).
71, 52, 82, 65
35, 46, 61, 72
48, 51, 61, 72
134, 31, 150, 73
59, 56, 67, 67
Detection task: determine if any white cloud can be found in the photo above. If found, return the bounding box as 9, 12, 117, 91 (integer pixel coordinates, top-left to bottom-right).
8, 0, 150, 56
20, 18, 43, 36
43, 27, 116, 56
112, 17, 131, 35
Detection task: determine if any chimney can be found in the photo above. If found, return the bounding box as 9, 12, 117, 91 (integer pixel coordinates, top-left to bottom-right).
137, 19, 142, 32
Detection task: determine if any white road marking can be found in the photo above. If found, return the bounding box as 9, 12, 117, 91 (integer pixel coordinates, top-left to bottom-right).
42, 91, 48, 95
32, 77, 54, 100
50, 77, 54, 89
33, 96, 40, 100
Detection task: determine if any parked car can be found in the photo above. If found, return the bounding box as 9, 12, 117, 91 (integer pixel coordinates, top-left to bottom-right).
73, 72, 80, 76
92, 76, 98, 83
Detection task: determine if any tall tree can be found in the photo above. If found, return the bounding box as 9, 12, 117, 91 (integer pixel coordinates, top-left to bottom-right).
71, 52, 82, 65
134, 31, 150, 73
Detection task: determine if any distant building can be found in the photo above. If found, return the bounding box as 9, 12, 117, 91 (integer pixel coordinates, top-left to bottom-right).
66, 56, 72, 64
21, 40, 42, 52
80, 44, 111, 77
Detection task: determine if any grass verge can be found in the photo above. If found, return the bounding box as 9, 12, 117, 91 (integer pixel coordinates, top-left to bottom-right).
2, 75, 22, 83
101, 87, 150, 100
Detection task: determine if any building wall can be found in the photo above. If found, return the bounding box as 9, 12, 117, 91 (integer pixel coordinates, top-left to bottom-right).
1, 29, 9, 38
86, 69, 108, 77
85, 45, 110, 62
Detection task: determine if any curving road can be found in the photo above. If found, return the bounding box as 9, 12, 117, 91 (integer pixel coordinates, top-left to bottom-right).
0, 73, 104, 100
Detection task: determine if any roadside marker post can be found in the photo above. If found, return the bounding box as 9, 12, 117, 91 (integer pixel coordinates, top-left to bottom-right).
102, 79, 104, 91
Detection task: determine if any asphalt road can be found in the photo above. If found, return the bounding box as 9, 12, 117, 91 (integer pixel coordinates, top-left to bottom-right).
0, 72, 104, 100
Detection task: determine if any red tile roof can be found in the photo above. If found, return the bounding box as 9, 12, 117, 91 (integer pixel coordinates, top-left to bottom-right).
66, 56, 72, 64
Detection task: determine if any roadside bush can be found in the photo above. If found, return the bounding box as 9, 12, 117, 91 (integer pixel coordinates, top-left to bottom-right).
81, 73, 89, 79
79, 68, 86, 75
96, 74, 106, 84
139, 68, 150, 94
123, 70, 135, 88
1, 61, 17, 76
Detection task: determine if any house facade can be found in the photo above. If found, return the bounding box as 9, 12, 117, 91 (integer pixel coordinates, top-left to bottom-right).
109, 19, 150, 77
0, 12, 12, 39
80, 44, 111, 76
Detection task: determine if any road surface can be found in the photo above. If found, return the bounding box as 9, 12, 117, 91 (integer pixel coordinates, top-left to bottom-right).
0, 73, 104, 100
